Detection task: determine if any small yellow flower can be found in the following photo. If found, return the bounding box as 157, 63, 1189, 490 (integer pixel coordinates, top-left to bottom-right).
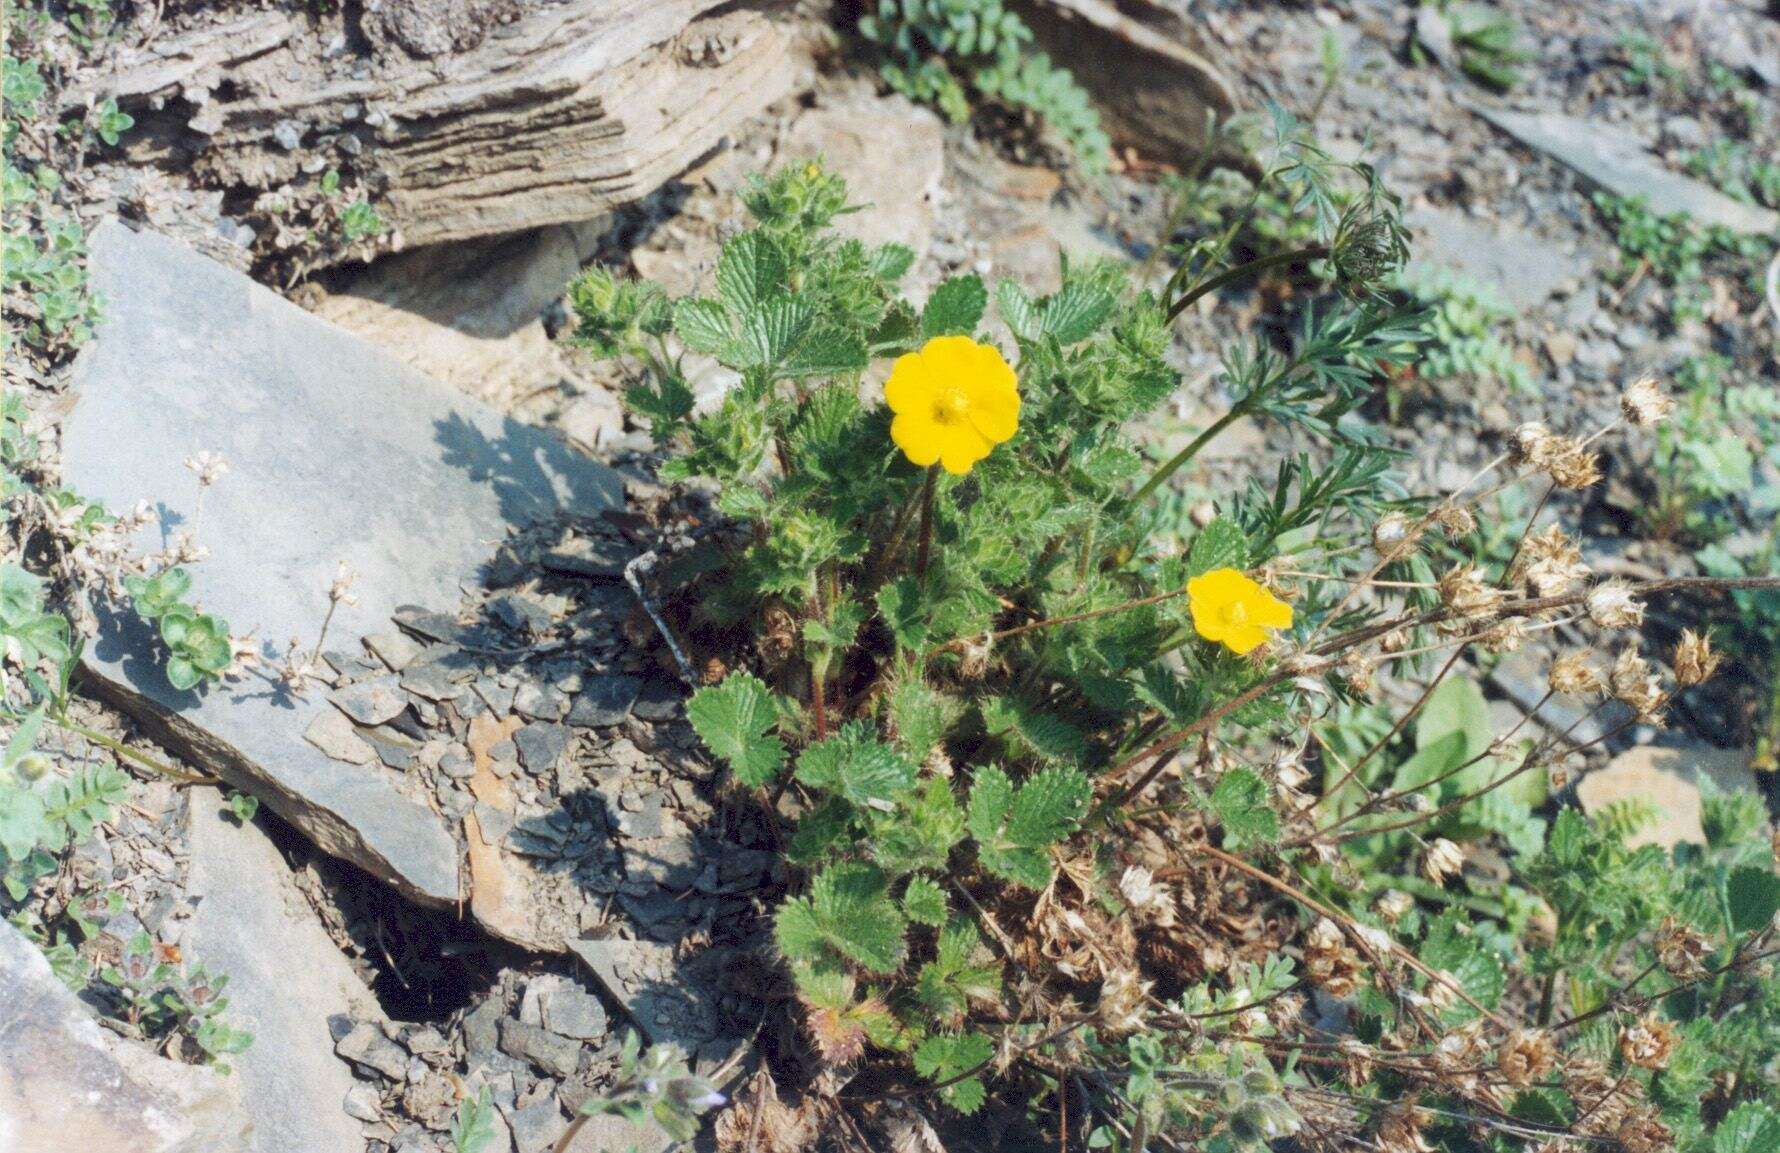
1187, 568, 1293, 655
884, 335, 1020, 475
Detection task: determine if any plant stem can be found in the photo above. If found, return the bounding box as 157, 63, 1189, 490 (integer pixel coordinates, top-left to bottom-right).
1163, 243, 1331, 322
1130, 405, 1249, 503
915, 465, 939, 580
52, 715, 214, 785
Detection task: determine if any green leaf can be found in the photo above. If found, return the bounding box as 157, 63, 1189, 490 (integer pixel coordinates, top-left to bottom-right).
1042, 280, 1116, 343
982, 695, 1086, 764
886, 677, 958, 761
914, 1033, 993, 1114
776, 862, 907, 973
672, 298, 736, 359
1726, 866, 1780, 934
4, 708, 45, 771
0, 786, 50, 861
782, 325, 869, 378
1715, 1103, 1780, 1153
795, 723, 918, 809
921, 274, 988, 338
968, 764, 1089, 889
716, 231, 788, 313
1004, 766, 1092, 846
1415, 677, 1492, 765
902, 875, 948, 925
686, 673, 787, 788
165, 657, 201, 692
876, 578, 930, 652
995, 278, 1040, 341
1186, 518, 1248, 576
869, 243, 916, 281
1208, 767, 1280, 848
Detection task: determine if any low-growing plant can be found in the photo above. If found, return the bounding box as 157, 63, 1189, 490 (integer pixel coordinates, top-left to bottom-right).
1391, 264, 1534, 411
1593, 193, 1768, 322
1644, 354, 1779, 543
854, 0, 1110, 170
573, 142, 1780, 1148
94, 932, 254, 1068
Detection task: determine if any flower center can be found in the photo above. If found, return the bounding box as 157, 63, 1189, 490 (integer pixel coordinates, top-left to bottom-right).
931, 387, 971, 426
1219, 600, 1250, 628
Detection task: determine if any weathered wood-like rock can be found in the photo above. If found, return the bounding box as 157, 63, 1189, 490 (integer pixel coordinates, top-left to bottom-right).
63, 220, 621, 906
71, 1, 798, 252
183, 790, 385, 1153
0, 922, 253, 1152
1015, 0, 1237, 159
1474, 107, 1780, 236
1577, 745, 1758, 851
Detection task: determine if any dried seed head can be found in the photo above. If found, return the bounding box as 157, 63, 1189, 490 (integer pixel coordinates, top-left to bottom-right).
1340, 1038, 1374, 1086
1118, 865, 1177, 928
1548, 762, 1572, 792
182, 450, 231, 487
1096, 967, 1151, 1035
1548, 651, 1605, 697
1498, 1029, 1559, 1088
1610, 647, 1668, 723
1510, 421, 1558, 468
1339, 651, 1375, 696
328, 560, 359, 606
1614, 1106, 1675, 1153
1586, 581, 1644, 629
1518, 525, 1591, 596
1654, 916, 1711, 979
1422, 838, 1465, 886
1548, 438, 1604, 490
1374, 1105, 1435, 1153
1672, 629, 1722, 687
1371, 512, 1421, 556
957, 634, 993, 680
1478, 618, 1527, 653
1621, 377, 1675, 427
1431, 503, 1477, 539
1437, 564, 1504, 623
1619, 1014, 1678, 1070
1379, 627, 1411, 654
1303, 917, 1364, 999
1375, 890, 1415, 924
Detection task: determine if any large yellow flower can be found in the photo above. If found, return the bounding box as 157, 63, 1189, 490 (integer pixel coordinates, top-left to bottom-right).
1188, 568, 1293, 655
884, 335, 1020, 475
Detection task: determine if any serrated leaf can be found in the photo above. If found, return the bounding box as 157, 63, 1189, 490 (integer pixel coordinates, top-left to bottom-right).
795, 723, 917, 809
716, 231, 787, 312
1186, 518, 1248, 576
983, 696, 1086, 764
876, 578, 929, 652
969, 764, 1088, 889
921, 274, 987, 338
779, 873, 908, 974
1042, 280, 1116, 343
869, 242, 916, 281
1208, 767, 1280, 848
886, 678, 958, 761
996, 278, 1040, 341
738, 296, 815, 369
1715, 1103, 1780, 1153
0, 786, 50, 861
782, 324, 869, 378
1004, 766, 1092, 846
673, 298, 736, 359
902, 876, 948, 925
686, 673, 786, 788
1727, 866, 1780, 934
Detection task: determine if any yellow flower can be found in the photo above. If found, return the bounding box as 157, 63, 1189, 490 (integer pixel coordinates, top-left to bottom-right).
1187, 568, 1293, 655
884, 335, 1020, 475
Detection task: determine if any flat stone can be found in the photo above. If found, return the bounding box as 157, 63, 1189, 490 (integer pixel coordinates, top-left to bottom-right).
1404, 206, 1579, 311
304, 709, 376, 766
538, 983, 608, 1042
400, 662, 465, 702
514, 682, 570, 722
1577, 745, 1758, 850
541, 535, 630, 580
497, 1019, 582, 1078
64, 221, 620, 907
514, 722, 570, 774
780, 101, 945, 259
567, 937, 724, 1050
330, 678, 409, 726
567, 676, 640, 728
363, 630, 423, 673
186, 789, 380, 1153
562, 1113, 669, 1153
335, 1023, 409, 1082
630, 679, 683, 722
504, 1095, 568, 1153
1473, 107, 1780, 236
0, 921, 252, 1152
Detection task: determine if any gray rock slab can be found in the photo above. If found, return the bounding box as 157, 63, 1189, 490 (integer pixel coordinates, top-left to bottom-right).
1473, 106, 1780, 235
63, 221, 622, 906
567, 936, 723, 1050
1404, 206, 1581, 311
184, 789, 382, 1153
0, 921, 252, 1153
567, 675, 640, 728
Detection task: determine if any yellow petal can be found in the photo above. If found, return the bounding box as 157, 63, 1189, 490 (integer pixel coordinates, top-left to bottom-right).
884, 350, 937, 416
1252, 593, 1293, 630
1221, 624, 1269, 655
937, 424, 992, 475
919, 334, 980, 378
891, 412, 943, 467
964, 349, 1020, 444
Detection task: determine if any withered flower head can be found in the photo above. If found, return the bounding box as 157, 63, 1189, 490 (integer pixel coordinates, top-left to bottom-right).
1655, 916, 1711, 979
1672, 630, 1722, 687
1375, 890, 1415, 924
1518, 525, 1591, 596
1615, 1105, 1675, 1153
1548, 437, 1603, 490
1621, 377, 1676, 427
1097, 967, 1151, 1035
1371, 512, 1422, 555
1432, 503, 1477, 539
1374, 1104, 1435, 1153
1619, 1014, 1678, 1070
1510, 421, 1558, 468
1498, 1028, 1559, 1088
1303, 917, 1364, 999
1586, 581, 1645, 629
1548, 651, 1605, 698
1422, 838, 1465, 886
1611, 648, 1668, 724
1437, 563, 1504, 623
